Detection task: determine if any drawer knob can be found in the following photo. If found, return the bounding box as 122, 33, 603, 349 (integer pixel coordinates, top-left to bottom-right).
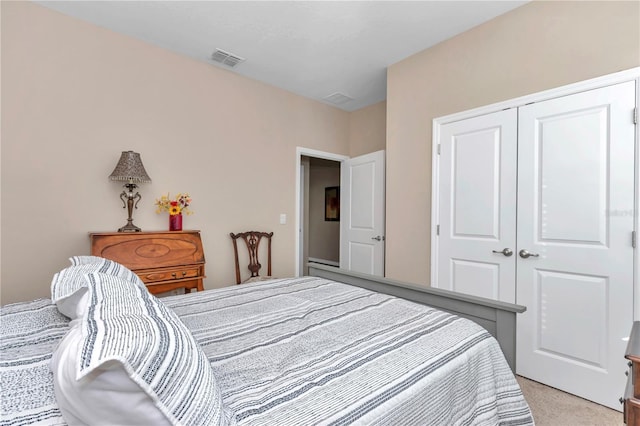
171, 273, 177, 278
629, 361, 633, 368
182, 271, 187, 276
626, 371, 629, 376
620, 397, 625, 404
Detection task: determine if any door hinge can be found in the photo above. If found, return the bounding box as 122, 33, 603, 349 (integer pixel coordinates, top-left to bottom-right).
436, 225, 440, 236
634, 107, 638, 125
633, 231, 637, 248
437, 144, 441, 155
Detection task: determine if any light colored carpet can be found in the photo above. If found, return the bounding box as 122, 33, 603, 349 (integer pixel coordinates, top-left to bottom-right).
517, 376, 623, 425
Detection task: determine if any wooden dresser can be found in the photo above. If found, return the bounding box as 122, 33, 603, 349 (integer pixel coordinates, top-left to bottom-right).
90, 231, 205, 295
624, 321, 640, 425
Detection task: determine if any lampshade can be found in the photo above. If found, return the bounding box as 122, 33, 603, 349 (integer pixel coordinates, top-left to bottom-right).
108, 151, 152, 183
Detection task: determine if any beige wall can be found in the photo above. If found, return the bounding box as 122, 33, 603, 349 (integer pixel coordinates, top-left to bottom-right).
385, 0, 640, 285
1, 2, 355, 304
349, 101, 386, 157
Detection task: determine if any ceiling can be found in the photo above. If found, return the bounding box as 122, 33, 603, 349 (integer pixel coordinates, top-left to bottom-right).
34, 1, 529, 111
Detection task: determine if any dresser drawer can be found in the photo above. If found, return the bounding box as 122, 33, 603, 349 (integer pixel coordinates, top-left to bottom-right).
137, 265, 203, 284
626, 366, 634, 424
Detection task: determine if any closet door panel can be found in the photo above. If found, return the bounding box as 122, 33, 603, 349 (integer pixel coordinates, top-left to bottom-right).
437, 109, 517, 303
538, 107, 609, 244
516, 80, 636, 409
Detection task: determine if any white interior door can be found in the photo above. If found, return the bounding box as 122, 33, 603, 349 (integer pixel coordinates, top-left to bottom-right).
340, 150, 385, 276
516, 81, 636, 409
436, 109, 518, 302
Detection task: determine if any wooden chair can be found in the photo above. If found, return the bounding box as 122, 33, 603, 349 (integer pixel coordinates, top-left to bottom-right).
230, 231, 273, 284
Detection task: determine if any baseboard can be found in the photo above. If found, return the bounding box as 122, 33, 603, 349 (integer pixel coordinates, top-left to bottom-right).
308, 257, 339, 267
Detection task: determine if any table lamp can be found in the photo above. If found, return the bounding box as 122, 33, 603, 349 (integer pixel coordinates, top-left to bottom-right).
108, 151, 151, 232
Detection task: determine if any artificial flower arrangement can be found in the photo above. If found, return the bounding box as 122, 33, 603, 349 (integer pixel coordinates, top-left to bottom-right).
155, 193, 194, 216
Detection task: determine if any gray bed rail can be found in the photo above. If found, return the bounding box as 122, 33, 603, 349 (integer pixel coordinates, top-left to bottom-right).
308, 264, 526, 371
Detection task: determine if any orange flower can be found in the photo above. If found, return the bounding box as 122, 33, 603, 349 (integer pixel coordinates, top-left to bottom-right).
169, 204, 181, 216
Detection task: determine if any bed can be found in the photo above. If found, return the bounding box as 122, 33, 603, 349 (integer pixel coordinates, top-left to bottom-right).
1, 257, 533, 425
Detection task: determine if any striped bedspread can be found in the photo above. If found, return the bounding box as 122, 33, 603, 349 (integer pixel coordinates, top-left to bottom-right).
164, 277, 533, 425
0, 299, 68, 425
1, 276, 533, 425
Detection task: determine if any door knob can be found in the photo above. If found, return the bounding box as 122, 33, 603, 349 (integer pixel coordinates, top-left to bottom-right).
371, 236, 382, 241
519, 249, 539, 259
492, 248, 513, 257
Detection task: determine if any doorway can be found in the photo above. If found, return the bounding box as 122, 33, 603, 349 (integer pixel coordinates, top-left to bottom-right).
296, 148, 348, 276
302, 156, 341, 275
296, 148, 387, 277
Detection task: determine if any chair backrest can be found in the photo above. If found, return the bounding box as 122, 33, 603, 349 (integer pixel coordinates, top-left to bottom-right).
230, 231, 273, 284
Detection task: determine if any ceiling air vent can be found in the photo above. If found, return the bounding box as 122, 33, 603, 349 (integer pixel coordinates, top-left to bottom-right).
323, 92, 354, 106
211, 48, 245, 68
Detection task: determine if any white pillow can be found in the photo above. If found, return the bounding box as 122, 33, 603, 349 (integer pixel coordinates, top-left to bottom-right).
55, 288, 89, 321
51, 320, 171, 426
51, 257, 144, 319
53, 272, 234, 426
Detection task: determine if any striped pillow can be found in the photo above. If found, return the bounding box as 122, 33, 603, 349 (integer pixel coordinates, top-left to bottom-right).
68, 255, 108, 266
51, 257, 144, 319
74, 272, 234, 426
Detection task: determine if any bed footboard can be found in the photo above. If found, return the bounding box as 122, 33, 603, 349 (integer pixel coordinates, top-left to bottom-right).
308, 264, 526, 372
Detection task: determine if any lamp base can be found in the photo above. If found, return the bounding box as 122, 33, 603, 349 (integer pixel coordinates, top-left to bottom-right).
117, 184, 143, 232
118, 222, 142, 232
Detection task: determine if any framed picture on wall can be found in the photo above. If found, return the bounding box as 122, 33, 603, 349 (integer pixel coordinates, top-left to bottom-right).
325, 186, 340, 221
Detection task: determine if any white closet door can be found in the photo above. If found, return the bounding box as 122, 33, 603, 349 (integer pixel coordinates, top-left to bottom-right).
437, 109, 518, 302
516, 81, 636, 409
